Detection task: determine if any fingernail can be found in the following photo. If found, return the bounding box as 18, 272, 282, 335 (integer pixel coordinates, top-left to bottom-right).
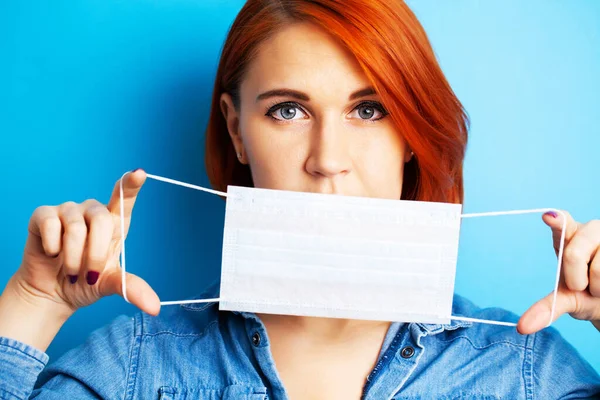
544, 211, 558, 218
86, 271, 100, 285
132, 168, 144, 173
68, 275, 78, 284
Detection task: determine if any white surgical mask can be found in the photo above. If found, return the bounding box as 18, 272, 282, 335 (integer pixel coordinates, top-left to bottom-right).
118, 171, 566, 328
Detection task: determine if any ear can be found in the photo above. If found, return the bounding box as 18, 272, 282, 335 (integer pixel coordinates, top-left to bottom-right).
220, 92, 247, 164
404, 149, 414, 163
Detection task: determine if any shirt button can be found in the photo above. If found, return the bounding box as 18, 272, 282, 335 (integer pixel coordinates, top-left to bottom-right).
400, 346, 415, 359
252, 332, 261, 347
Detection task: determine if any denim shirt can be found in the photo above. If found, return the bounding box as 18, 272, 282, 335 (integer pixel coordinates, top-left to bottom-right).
1, 286, 599, 400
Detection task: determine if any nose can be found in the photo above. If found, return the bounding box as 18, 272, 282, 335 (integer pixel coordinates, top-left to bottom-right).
305, 120, 352, 179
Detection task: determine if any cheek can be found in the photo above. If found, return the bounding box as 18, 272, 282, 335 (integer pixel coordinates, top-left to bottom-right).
240, 117, 305, 189
356, 131, 406, 197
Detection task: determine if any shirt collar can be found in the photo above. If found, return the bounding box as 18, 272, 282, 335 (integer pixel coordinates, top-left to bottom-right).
182, 301, 472, 336
180, 282, 474, 335
414, 317, 473, 335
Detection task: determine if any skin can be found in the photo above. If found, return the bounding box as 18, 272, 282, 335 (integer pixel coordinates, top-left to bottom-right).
0, 20, 598, 399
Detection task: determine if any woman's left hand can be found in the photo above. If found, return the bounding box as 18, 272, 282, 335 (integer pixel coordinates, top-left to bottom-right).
518, 210, 600, 335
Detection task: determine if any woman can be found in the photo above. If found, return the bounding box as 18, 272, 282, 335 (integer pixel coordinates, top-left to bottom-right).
1, 0, 599, 398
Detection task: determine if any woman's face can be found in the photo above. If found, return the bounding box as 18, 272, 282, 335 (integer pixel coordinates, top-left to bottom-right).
220, 22, 412, 199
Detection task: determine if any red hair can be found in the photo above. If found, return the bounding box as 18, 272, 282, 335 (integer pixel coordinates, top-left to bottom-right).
205, 0, 470, 204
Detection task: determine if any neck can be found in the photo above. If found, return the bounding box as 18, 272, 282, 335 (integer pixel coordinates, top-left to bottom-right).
257, 313, 391, 344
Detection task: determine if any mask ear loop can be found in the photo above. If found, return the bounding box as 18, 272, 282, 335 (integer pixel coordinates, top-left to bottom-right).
119, 171, 568, 326
449, 209, 567, 328
118, 171, 225, 306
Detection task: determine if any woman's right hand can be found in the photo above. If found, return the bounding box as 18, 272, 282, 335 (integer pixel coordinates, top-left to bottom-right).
0, 169, 160, 350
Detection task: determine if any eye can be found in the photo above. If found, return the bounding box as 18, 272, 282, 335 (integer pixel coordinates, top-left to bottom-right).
266, 102, 308, 121
349, 101, 388, 121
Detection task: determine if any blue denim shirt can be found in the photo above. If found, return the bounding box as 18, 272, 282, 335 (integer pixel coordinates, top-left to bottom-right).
1, 285, 599, 399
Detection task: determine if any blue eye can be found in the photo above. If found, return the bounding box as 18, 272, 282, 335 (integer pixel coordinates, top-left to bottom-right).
266, 102, 308, 121
350, 101, 388, 121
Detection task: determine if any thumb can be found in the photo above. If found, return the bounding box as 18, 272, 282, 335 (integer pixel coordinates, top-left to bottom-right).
542, 210, 579, 256
517, 289, 575, 335
99, 269, 161, 316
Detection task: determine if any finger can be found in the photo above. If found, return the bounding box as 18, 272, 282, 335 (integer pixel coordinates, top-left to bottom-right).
82, 200, 114, 285
542, 210, 580, 256
107, 169, 146, 219
58, 202, 87, 277
29, 206, 62, 257
561, 222, 599, 291
589, 245, 600, 297
98, 269, 161, 316
517, 290, 576, 335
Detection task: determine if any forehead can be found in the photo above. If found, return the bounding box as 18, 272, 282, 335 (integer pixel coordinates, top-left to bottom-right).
242, 22, 369, 96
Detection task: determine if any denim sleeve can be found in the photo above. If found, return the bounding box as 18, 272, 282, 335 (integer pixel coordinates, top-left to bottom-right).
0, 314, 136, 399
531, 325, 600, 399
0, 336, 49, 399
32, 314, 136, 399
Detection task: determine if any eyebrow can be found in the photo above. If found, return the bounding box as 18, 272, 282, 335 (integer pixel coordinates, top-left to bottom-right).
255, 87, 377, 103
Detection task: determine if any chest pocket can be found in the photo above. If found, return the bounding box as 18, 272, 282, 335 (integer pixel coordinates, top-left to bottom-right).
158, 385, 268, 400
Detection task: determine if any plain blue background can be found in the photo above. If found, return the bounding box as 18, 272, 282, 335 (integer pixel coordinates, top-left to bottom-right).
1, 0, 598, 374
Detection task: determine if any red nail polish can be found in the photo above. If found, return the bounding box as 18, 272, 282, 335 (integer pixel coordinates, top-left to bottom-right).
545, 211, 558, 218
68, 275, 78, 284
86, 271, 100, 285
